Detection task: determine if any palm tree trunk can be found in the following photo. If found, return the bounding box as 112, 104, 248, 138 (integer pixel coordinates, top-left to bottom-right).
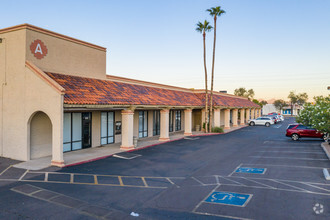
209, 16, 217, 132
203, 32, 208, 133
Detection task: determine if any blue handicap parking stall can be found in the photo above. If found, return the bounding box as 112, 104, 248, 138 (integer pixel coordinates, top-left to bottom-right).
205, 191, 252, 207
235, 167, 266, 174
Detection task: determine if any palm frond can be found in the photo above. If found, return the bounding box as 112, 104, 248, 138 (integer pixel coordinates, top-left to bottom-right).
195, 20, 213, 33
207, 6, 226, 17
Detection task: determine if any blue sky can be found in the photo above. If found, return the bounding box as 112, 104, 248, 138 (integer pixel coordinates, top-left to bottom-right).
1, 0, 329, 101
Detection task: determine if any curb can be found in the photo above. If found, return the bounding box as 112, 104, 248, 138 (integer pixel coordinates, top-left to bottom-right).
64, 125, 248, 168
323, 168, 330, 181
321, 142, 330, 160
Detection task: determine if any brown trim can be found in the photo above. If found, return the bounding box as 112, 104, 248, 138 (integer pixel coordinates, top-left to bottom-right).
0, 23, 106, 52
25, 60, 65, 94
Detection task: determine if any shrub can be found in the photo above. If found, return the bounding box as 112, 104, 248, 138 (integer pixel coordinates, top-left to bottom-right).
202, 122, 209, 129
212, 127, 224, 133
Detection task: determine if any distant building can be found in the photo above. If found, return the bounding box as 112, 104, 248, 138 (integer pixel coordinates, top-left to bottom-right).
262, 103, 302, 116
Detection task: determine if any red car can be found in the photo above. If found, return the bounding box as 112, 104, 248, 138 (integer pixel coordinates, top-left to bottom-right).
286, 124, 326, 141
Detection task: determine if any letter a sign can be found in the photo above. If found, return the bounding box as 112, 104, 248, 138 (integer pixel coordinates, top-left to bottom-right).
30, 39, 48, 59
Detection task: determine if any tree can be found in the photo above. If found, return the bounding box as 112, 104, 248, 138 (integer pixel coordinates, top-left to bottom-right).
288, 91, 308, 116
207, 6, 225, 133
273, 99, 288, 112
260, 100, 268, 106
253, 99, 267, 108
296, 95, 330, 142
196, 20, 212, 132
297, 93, 308, 105
234, 87, 255, 100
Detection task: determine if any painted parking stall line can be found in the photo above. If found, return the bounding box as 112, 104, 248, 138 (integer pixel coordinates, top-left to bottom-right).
235, 167, 266, 174
205, 191, 252, 207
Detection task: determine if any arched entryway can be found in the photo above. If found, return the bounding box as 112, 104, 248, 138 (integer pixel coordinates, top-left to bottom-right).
29, 111, 52, 160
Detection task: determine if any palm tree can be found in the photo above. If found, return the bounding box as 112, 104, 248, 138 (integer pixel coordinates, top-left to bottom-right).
207, 6, 225, 132
196, 20, 213, 132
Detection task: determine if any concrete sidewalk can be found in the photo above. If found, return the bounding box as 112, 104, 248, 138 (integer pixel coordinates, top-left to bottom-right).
13, 125, 247, 170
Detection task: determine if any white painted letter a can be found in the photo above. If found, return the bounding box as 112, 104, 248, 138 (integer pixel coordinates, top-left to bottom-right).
35, 43, 43, 54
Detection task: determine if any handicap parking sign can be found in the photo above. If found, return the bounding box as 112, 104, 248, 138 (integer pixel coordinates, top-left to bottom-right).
205, 191, 252, 207
235, 167, 266, 174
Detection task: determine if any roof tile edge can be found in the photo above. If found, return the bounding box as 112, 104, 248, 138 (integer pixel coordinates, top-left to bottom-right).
106, 74, 195, 93
0, 23, 106, 52
193, 89, 250, 100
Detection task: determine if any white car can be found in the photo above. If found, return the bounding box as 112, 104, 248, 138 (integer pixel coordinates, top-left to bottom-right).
278, 115, 284, 121
249, 117, 274, 127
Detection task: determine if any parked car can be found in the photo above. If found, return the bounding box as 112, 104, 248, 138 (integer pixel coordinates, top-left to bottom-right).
278, 115, 284, 121
268, 112, 278, 115
249, 117, 274, 127
265, 115, 277, 124
286, 124, 326, 141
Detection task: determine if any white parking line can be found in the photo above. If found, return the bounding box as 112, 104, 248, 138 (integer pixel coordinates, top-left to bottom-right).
192, 184, 220, 212
228, 163, 243, 177
0, 165, 12, 176
256, 151, 324, 154
262, 146, 321, 149
18, 170, 29, 181
193, 211, 253, 220
302, 182, 330, 193
270, 179, 310, 192
241, 177, 276, 189
249, 156, 328, 161
192, 177, 206, 186
242, 163, 330, 169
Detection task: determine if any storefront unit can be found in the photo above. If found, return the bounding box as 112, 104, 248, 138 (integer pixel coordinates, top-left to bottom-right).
0, 24, 260, 166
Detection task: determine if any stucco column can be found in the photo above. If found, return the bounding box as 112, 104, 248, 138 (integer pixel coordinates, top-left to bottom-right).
120, 110, 134, 150
255, 109, 258, 118
213, 108, 221, 127
258, 109, 262, 117
159, 109, 170, 141
232, 109, 238, 127
251, 109, 255, 119
246, 109, 250, 123
240, 109, 245, 125
51, 110, 64, 167
184, 109, 192, 136
224, 109, 230, 129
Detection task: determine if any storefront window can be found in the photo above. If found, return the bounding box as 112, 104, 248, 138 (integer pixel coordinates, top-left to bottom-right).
169, 110, 174, 132
63, 112, 91, 152
139, 111, 148, 138
101, 112, 114, 145
153, 110, 160, 136
175, 110, 181, 131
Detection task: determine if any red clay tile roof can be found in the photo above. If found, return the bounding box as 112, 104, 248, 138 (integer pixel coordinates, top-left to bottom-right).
46, 72, 259, 108
195, 93, 260, 108
46, 73, 203, 106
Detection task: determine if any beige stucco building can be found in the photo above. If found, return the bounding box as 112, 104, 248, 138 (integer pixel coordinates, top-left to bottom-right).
0, 24, 260, 167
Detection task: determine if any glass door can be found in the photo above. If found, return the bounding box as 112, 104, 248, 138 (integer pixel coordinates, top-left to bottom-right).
82, 112, 91, 149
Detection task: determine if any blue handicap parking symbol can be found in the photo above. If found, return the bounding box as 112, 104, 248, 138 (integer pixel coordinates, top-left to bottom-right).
205, 191, 252, 207
235, 167, 266, 174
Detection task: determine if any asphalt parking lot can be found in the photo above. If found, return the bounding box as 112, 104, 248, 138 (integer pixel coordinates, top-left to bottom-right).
0, 117, 329, 219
